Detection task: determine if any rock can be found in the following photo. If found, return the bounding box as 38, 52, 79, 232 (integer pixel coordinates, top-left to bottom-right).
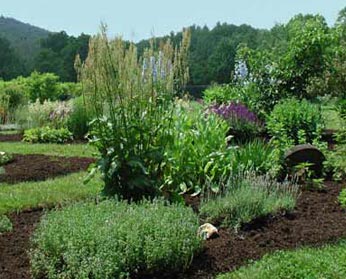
284, 144, 325, 177
198, 223, 219, 240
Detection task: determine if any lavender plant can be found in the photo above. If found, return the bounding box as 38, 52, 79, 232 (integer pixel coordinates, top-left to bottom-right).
78, 26, 191, 200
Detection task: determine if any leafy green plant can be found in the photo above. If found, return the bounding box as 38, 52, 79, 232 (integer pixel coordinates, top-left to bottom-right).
230, 140, 280, 177
339, 188, 346, 209
0, 151, 13, 166
199, 173, 299, 230
30, 199, 202, 279
266, 98, 324, 146
80, 27, 190, 200
0, 215, 12, 234
292, 162, 325, 190
162, 103, 231, 196
23, 127, 73, 143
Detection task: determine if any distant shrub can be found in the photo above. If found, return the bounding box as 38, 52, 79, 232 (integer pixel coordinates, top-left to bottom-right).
30, 199, 202, 279
67, 97, 91, 139
56, 82, 82, 100
23, 127, 73, 143
200, 173, 299, 229
209, 102, 263, 143
15, 99, 72, 130
266, 98, 324, 146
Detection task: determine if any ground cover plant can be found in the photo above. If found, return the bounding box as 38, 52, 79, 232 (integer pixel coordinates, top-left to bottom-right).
199, 173, 299, 229
217, 241, 346, 279
30, 199, 202, 279
339, 188, 346, 208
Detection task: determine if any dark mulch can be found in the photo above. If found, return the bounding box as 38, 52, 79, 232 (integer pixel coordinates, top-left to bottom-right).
0, 133, 23, 142
0, 209, 43, 279
1, 182, 346, 279
0, 154, 95, 184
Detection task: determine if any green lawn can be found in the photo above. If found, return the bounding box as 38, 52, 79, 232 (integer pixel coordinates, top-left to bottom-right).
217, 241, 346, 279
0, 142, 96, 157
0, 172, 102, 214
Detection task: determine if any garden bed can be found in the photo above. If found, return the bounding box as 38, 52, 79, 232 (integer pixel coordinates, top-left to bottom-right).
0, 154, 95, 184
0, 133, 23, 142
1, 182, 346, 279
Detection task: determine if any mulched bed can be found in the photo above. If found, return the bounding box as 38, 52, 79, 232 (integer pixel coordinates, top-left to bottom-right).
1, 182, 346, 279
0, 133, 23, 142
0, 154, 95, 184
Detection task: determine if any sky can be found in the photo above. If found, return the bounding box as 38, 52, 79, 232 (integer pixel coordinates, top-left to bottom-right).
1, 0, 346, 41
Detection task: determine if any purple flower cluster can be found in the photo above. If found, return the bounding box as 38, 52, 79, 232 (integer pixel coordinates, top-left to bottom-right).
209, 102, 259, 124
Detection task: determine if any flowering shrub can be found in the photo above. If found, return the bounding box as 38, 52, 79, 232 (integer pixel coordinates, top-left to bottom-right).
209, 102, 262, 142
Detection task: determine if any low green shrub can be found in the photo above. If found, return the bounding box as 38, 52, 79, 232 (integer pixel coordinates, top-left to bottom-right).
23, 127, 73, 144
30, 199, 202, 279
266, 98, 324, 146
324, 129, 346, 181
0, 151, 13, 166
339, 188, 346, 209
217, 241, 346, 279
0, 215, 12, 234
199, 174, 299, 229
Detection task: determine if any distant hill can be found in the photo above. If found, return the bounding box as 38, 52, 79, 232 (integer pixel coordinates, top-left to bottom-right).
0, 16, 50, 70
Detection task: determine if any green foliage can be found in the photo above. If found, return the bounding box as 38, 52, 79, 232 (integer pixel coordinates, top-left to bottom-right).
0, 215, 12, 234
23, 127, 73, 144
0, 35, 24, 80
21, 71, 60, 102
266, 98, 324, 146
324, 128, 346, 181
81, 27, 190, 200
0, 151, 13, 166
230, 140, 280, 176
339, 188, 346, 209
162, 103, 231, 196
35, 32, 90, 82
203, 83, 260, 112
199, 174, 299, 229
67, 96, 91, 139
217, 241, 346, 279
30, 199, 202, 279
